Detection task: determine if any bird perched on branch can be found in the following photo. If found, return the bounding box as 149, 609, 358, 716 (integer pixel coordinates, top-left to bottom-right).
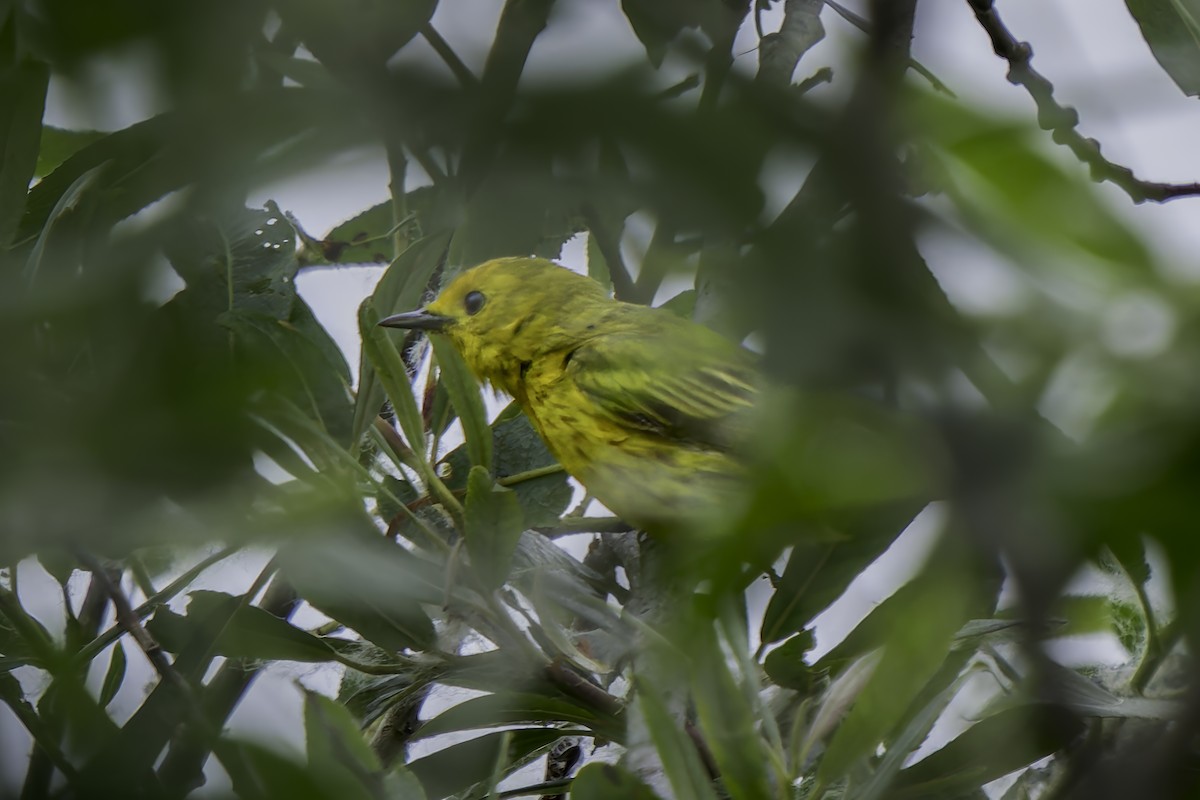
380, 257, 759, 529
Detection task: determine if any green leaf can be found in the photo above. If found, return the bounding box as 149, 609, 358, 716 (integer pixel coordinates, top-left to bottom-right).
571, 762, 663, 799
449, 153, 587, 268
1124, 0, 1200, 96
464, 465, 525, 591
817, 570, 978, 783
147, 591, 338, 662
319, 189, 436, 265
304, 690, 385, 800
586, 229, 613, 292
221, 308, 354, 445
34, 126, 105, 179
635, 671, 721, 800
18, 89, 333, 245
414, 691, 606, 740
763, 630, 816, 691
691, 626, 775, 800
98, 643, 127, 708
440, 409, 572, 528
278, 531, 438, 652
431, 335, 492, 469
920, 97, 1156, 276
658, 288, 697, 319
232, 740, 340, 800
360, 301, 432, 467
352, 230, 449, 449
407, 728, 565, 799
893, 705, 1085, 799
759, 503, 916, 646
0, 15, 48, 248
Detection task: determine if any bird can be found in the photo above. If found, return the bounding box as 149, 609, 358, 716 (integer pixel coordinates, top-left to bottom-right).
379, 257, 759, 530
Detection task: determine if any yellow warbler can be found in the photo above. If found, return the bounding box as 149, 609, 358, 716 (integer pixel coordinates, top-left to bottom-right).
380, 257, 758, 528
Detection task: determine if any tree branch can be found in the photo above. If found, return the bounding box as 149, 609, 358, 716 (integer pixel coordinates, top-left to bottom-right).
967, 0, 1200, 204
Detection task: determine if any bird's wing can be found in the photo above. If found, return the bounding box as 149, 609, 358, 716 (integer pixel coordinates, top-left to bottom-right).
567, 326, 758, 451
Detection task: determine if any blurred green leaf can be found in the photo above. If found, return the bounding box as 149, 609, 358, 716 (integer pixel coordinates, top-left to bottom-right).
275, 0, 435, 76
893, 705, 1084, 799
1124, 0, 1200, 97
305, 690, 387, 800
691, 626, 776, 800
818, 569, 978, 784
0, 14, 47, 248
407, 728, 565, 799
278, 531, 438, 652
463, 465, 525, 591
413, 691, 606, 740
147, 590, 336, 662
571, 762, 663, 799
763, 630, 816, 691
759, 502, 918, 646
635, 670, 721, 800
34, 126, 104, 179
919, 96, 1156, 277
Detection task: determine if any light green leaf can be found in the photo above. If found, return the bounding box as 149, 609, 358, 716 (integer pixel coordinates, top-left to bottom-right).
431, 336, 491, 470
464, 465, 525, 591
1125, 0, 1200, 96
571, 762, 663, 799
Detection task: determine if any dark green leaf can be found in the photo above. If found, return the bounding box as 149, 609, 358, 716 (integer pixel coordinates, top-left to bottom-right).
407, 728, 565, 799
0, 17, 47, 247
1124, 0, 1200, 96
431, 336, 492, 469
440, 410, 572, 529
304, 690, 386, 800
319, 189, 436, 265
759, 503, 917, 646
635, 670, 721, 800
893, 705, 1085, 799
34, 126, 104, 179
352, 231, 450, 448
98, 642, 127, 708
691, 626, 775, 800
818, 570, 978, 783
763, 630, 816, 691
278, 532, 438, 652
146, 591, 337, 663
571, 762, 663, 799
413, 691, 608, 740
464, 465, 525, 590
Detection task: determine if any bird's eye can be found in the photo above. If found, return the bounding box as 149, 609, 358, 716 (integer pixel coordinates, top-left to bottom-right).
464, 291, 486, 316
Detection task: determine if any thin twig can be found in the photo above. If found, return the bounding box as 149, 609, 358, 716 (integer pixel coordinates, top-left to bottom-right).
497, 464, 564, 487
421, 24, 479, 88
73, 545, 241, 668
968, 0, 1200, 204
73, 551, 199, 706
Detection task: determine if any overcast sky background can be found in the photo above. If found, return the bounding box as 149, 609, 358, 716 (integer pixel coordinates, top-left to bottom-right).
7, 0, 1200, 795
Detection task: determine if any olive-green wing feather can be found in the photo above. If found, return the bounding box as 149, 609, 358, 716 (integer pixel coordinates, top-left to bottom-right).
567, 321, 758, 451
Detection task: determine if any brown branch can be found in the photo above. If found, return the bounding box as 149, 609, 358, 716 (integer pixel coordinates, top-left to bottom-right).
73, 552, 198, 707
968, 0, 1200, 204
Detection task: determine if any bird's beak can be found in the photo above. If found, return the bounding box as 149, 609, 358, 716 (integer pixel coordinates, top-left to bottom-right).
378, 309, 454, 332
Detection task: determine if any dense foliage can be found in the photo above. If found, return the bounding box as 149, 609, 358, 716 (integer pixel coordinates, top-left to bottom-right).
2, 0, 1199, 798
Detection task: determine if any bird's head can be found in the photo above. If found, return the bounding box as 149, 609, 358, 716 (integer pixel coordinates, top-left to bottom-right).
379, 257, 608, 393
